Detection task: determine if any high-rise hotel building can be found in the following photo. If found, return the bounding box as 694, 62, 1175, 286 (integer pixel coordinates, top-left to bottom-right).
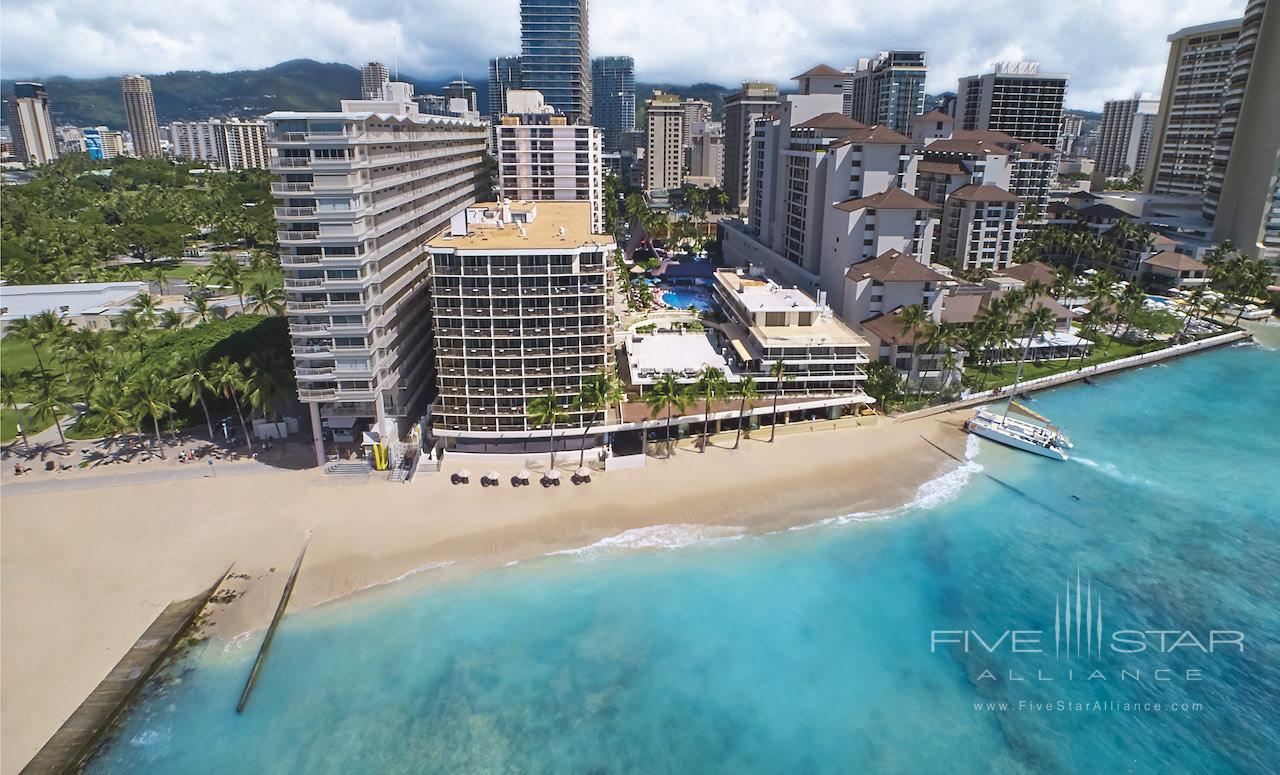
1092, 94, 1160, 187
266, 83, 488, 464
121, 75, 162, 158
590, 56, 635, 154
843, 50, 927, 133
724, 82, 780, 210
425, 200, 615, 453
956, 62, 1069, 149
6, 82, 58, 165
496, 114, 604, 232
644, 92, 684, 192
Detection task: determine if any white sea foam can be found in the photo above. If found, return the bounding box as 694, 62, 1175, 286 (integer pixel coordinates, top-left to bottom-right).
790, 433, 984, 531
128, 727, 170, 748
547, 523, 747, 558
348, 561, 457, 596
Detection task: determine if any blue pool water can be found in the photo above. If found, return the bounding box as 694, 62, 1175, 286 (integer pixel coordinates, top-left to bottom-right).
661, 285, 715, 313
88, 328, 1280, 773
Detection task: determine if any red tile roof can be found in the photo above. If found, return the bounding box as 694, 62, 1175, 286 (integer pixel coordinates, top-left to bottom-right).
914, 110, 955, 124
830, 125, 914, 146
834, 187, 937, 212
846, 249, 950, 283
917, 160, 968, 176
1143, 251, 1208, 272
1001, 260, 1057, 285
794, 112, 866, 130
947, 183, 1019, 203
794, 64, 846, 78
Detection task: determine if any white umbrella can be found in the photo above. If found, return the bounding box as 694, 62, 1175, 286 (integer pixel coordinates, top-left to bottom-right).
544, 469, 561, 480
516, 469, 531, 482
455, 468, 471, 480
575, 466, 591, 480
484, 470, 500, 482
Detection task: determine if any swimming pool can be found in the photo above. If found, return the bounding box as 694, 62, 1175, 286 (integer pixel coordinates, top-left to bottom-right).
661, 286, 715, 312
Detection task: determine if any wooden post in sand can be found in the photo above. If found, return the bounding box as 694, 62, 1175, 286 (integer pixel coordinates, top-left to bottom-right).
236, 541, 308, 713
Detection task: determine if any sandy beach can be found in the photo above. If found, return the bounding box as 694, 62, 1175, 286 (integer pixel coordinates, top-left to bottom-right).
0, 411, 972, 774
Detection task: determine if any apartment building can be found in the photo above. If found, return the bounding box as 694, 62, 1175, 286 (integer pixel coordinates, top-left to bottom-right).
121, 75, 162, 158
1092, 95, 1160, 186
6, 82, 57, 165
710, 269, 870, 399
843, 51, 927, 133
956, 62, 1069, 149
443, 80, 479, 113
424, 200, 615, 452
520, 0, 591, 122
688, 121, 724, 187
266, 83, 489, 465
1210, 0, 1279, 266
681, 99, 712, 150
935, 184, 1019, 271
590, 56, 635, 154
645, 92, 684, 192
488, 56, 524, 118
1146, 19, 1242, 198
1058, 112, 1084, 155
170, 117, 269, 169
724, 82, 780, 209
913, 118, 1055, 223
496, 114, 604, 232
360, 62, 389, 100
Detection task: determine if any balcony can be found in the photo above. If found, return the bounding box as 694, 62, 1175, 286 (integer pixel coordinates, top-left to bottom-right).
275, 206, 317, 218
298, 387, 338, 400
286, 300, 329, 313
278, 230, 320, 243
290, 323, 330, 335
284, 278, 326, 290
271, 182, 313, 194
275, 157, 311, 168
296, 366, 336, 378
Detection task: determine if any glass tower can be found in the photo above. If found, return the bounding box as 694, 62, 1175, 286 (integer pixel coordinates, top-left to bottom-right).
590, 56, 634, 153
519, 0, 591, 123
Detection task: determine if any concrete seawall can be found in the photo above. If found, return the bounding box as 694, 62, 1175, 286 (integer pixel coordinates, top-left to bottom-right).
896, 329, 1253, 422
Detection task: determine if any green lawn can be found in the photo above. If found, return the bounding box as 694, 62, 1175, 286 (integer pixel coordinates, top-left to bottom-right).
1, 335, 54, 375
0, 405, 56, 443
968, 336, 1167, 391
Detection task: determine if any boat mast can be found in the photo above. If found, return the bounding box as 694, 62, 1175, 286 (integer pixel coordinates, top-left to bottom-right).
1001, 320, 1038, 425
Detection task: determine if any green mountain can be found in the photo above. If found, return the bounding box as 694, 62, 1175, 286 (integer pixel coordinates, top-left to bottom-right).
1, 60, 470, 128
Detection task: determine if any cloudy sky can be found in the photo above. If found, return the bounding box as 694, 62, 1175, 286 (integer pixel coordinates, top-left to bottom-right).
1, 0, 1243, 109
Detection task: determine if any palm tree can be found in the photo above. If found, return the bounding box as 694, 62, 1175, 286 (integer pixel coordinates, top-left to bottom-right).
692, 365, 729, 452
1115, 284, 1145, 339
732, 376, 759, 449
128, 376, 174, 457
208, 357, 253, 453
90, 385, 135, 445
768, 359, 788, 442
243, 352, 293, 421
28, 368, 70, 446
245, 275, 286, 315
157, 309, 185, 329
187, 294, 213, 325
1003, 304, 1058, 399
171, 353, 216, 438
643, 373, 688, 457
130, 292, 161, 327
1, 371, 30, 448
572, 371, 625, 467
897, 304, 928, 395
209, 254, 246, 310
527, 388, 570, 472
10, 310, 66, 371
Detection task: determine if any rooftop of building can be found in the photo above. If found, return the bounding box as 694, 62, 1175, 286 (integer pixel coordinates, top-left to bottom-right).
793, 64, 846, 78
426, 201, 613, 251
917, 160, 969, 176
264, 109, 481, 127
830, 125, 914, 146
1074, 203, 1132, 220
1143, 250, 1209, 272
999, 260, 1059, 285
0, 281, 147, 321
1167, 17, 1242, 40
947, 183, 1019, 203
846, 250, 950, 284
833, 187, 936, 213
793, 112, 866, 131
713, 271, 867, 348
914, 110, 955, 124
713, 270, 820, 313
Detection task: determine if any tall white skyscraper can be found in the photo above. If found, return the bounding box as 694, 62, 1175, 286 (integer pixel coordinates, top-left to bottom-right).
360, 62, 390, 100
121, 75, 162, 158
6, 82, 58, 165
496, 114, 604, 232
956, 62, 1069, 148
1092, 95, 1160, 186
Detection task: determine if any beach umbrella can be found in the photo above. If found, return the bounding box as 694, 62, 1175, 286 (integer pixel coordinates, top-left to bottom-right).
543, 469, 561, 486
575, 466, 591, 481
516, 469, 531, 483
630, 264, 646, 274
455, 468, 471, 481
484, 470, 500, 483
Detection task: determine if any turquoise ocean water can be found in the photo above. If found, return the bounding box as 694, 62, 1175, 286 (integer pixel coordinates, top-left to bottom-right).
88, 329, 1280, 774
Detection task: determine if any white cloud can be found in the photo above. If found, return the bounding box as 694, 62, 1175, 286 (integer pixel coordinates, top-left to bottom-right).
0, 0, 1244, 109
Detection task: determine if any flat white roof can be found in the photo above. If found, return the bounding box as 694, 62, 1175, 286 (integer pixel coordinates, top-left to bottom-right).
628, 332, 733, 383
0, 282, 146, 321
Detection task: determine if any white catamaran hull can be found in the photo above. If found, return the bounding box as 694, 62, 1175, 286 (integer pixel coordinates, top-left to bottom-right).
965, 411, 1070, 461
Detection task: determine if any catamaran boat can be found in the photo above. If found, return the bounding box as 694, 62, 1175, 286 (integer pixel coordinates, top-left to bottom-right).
965, 403, 1073, 461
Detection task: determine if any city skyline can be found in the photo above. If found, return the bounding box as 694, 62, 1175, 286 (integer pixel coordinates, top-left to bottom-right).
0, 0, 1245, 111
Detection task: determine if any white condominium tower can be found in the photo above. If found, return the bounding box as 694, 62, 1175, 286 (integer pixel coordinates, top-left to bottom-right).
1092, 95, 1160, 187
645, 92, 684, 192
6, 82, 58, 165
955, 62, 1069, 149
360, 62, 390, 100
495, 114, 604, 232
425, 200, 616, 453
121, 75, 162, 158
1146, 18, 1242, 198
266, 82, 488, 465
170, 117, 270, 169
723, 82, 780, 209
